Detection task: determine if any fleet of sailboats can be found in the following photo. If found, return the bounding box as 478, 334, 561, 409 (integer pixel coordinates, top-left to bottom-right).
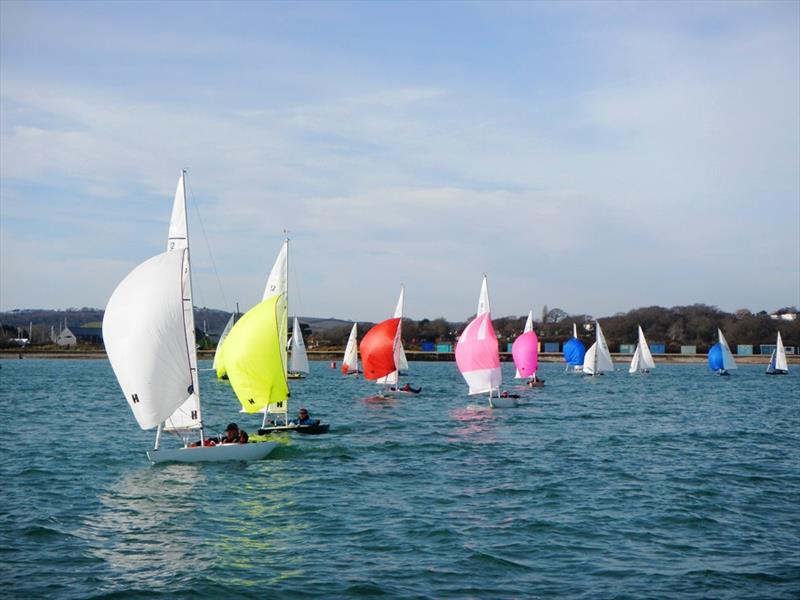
104, 174, 793, 463
104, 171, 278, 463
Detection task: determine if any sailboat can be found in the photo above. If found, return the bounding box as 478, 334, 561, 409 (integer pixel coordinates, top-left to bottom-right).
103, 171, 278, 463
583, 321, 614, 376
456, 276, 511, 407
360, 286, 416, 396
629, 325, 656, 374
766, 331, 789, 375
341, 323, 360, 376
708, 328, 737, 375
512, 310, 541, 386
288, 316, 310, 379
563, 323, 586, 372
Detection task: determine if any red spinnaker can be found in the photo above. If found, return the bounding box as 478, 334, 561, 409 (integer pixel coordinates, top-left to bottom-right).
359, 318, 400, 381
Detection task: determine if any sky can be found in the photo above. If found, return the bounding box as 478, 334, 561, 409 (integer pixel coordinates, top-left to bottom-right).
1, 0, 798, 322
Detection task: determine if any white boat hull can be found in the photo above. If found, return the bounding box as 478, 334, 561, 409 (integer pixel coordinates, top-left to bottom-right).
489, 396, 519, 408
147, 441, 278, 464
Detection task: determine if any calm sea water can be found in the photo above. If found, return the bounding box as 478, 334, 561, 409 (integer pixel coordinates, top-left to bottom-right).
1, 359, 798, 599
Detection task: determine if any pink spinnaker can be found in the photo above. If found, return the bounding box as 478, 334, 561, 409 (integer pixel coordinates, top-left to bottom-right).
511, 330, 539, 379
455, 312, 502, 395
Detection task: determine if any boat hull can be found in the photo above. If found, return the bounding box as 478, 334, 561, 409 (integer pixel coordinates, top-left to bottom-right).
489, 396, 519, 408
258, 423, 329, 435
765, 370, 788, 375
147, 441, 278, 464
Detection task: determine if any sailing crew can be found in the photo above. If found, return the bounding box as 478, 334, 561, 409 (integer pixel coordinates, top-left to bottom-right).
220, 422, 248, 444
291, 408, 318, 426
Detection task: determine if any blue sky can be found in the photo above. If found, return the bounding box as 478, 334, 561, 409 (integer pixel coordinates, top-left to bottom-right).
1, 1, 798, 321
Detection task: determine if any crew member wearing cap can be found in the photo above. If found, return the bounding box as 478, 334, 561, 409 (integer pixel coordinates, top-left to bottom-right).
220, 422, 249, 444
291, 408, 319, 426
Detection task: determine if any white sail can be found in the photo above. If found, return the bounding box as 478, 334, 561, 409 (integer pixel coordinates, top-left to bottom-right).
477, 275, 490, 316
212, 313, 235, 371
394, 286, 409, 371
775, 332, 789, 372
263, 240, 288, 301
289, 316, 310, 374
630, 325, 655, 373
583, 321, 614, 375
628, 346, 641, 374
163, 172, 201, 431
515, 310, 535, 378
342, 323, 359, 374
377, 285, 406, 385
103, 250, 195, 430
583, 343, 598, 375
767, 331, 789, 373
718, 329, 738, 371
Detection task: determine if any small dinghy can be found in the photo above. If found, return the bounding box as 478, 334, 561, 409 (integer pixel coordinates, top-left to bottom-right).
258, 422, 330, 435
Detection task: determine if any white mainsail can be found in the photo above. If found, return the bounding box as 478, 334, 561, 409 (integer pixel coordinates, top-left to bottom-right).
263, 240, 288, 301
104, 249, 195, 430
163, 173, 202, 431
515, 310, 534, 378
629, 325, 655, 373
377, 285, 406, 386
342, 323, 359, 375
289, 316, 310, 374
212, 312, 236, 371
583, 321, 614, 375
767, 331, 788, 373
718, 328, 738, 371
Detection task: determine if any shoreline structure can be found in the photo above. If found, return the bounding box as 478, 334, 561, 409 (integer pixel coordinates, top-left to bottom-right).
2, 349, 796, 365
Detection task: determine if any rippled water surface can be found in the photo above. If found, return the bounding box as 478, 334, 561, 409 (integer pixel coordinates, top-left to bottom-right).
1, 359, 799, 598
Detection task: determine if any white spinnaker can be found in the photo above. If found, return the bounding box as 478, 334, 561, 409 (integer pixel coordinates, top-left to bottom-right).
775, 332, 789, 372
104, 250, 194, 430
583, 343, 598, 375
718, 329, 738, 371
515, 310, 534, 378
289, 316, 310, 374
637, 325, 655, 370
342, 323, 359, 373
164, 172, 201, 431
263, 240, 288, 301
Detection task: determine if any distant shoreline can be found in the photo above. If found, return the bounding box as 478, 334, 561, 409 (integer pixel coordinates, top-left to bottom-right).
1, 348, 796, 365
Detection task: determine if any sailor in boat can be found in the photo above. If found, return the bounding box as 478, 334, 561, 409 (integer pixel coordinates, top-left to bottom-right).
191, 422, 249, 446
390, 383, 422, 394
290, 408, 320, 427
500, 390, 521, 399
526, 374, 545, 387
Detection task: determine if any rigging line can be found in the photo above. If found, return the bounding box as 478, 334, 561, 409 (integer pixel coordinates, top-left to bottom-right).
185, 174, 230, 314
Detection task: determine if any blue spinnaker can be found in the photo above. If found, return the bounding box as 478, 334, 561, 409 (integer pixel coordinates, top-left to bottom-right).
708, 343, 724, 371
563, 338, 586, 366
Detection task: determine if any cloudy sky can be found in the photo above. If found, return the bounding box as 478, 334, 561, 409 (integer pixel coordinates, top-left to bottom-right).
1, 1, 798, 322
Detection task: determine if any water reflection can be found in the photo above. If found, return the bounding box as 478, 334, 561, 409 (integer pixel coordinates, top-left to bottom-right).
81, 465, 208, 589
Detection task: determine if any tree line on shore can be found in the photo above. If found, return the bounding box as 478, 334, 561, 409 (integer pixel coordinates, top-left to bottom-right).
1, 304, 797, 352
